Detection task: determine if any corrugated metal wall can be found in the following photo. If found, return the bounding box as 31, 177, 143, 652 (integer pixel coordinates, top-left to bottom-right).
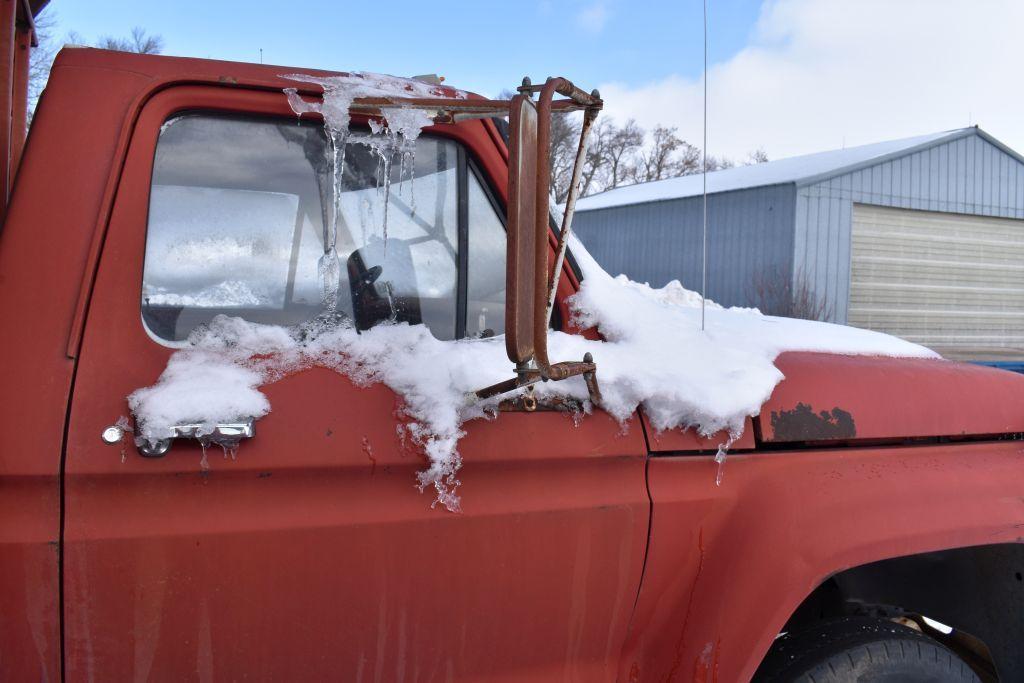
847, 204, 1024, 360
573, 184, 796, 310
796, 133, 1024, 323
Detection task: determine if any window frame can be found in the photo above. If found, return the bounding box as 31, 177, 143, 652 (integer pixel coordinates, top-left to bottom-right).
141, 107, 514, 344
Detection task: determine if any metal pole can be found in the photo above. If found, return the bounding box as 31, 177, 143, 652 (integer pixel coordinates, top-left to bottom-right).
701, 0, 709, 332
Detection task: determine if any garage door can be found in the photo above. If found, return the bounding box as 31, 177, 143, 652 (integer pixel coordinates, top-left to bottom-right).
849, 203, 1024, 361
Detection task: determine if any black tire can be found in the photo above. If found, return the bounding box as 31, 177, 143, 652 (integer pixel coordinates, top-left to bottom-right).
753, 616, 980, 682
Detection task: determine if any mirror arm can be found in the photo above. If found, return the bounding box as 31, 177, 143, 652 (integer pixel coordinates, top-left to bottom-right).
473, 353, 600, 404
532, 78, 562, 377
545, 100, 600, 327
472, 76, 604, 409
533, 79, 603, 379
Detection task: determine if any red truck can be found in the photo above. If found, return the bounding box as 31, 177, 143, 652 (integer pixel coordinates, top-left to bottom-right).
4, 42, 1024, 683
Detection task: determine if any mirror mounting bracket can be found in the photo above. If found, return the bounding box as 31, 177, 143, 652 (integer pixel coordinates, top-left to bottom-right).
474, 76, 603, 407
475, 353, 601, 407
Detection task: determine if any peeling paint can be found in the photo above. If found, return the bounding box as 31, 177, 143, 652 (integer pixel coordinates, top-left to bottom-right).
770, 402, 856, 441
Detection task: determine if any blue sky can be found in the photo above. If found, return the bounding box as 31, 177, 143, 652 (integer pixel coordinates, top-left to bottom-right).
46, 0, 762, 98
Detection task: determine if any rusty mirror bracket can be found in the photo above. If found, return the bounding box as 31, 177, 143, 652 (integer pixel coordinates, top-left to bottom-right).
473, 77, 603, 408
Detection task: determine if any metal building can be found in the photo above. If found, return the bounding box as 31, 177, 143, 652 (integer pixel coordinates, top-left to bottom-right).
572, 127, 1024, 360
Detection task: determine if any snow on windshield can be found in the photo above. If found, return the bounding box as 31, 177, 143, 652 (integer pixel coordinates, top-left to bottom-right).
129, 234, 936, 512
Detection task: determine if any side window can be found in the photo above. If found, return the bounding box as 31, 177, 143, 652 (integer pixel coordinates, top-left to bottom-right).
141, 114, 506, 342
466, 169, 507, 338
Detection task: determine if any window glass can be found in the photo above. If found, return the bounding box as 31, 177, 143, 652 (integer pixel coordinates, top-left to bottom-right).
466, 170, 507, 338
142, 114, 468, 341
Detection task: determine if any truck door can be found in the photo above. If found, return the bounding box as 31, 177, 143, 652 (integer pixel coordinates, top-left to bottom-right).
63, 85, 649, 681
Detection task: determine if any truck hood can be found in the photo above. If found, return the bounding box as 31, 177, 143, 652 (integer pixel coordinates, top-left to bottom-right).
759, 352, 1024, 444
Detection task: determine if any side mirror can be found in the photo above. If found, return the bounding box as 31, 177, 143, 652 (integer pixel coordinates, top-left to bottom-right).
505, 93, 540, 367
477, 78, 603, 405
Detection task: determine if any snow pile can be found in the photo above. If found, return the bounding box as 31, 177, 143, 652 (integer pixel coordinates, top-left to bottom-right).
129, 316, 513, 511
129, 236, 937, 511
128, 319, 294, 438
556, 236, 937, 436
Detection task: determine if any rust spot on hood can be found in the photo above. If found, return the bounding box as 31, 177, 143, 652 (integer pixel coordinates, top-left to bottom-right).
770, 402, 856, 442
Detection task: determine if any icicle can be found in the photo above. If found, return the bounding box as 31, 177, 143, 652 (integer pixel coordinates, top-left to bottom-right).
283, 76, 441, 268
379, 147, 393, 248
318, 125, 351, 311
282, 87, 318, 124
358, 120, 397, 251
714, 445, 727, 486
217, 442, 239, 460
398, 150, 407, 197
114, 415, 133, 464
407, 148, 417, 217
713, 433, 739, 486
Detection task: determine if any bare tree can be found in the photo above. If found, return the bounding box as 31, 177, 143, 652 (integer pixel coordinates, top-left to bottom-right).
747, 265, 832, 321
28, 9, 58, 112
97, 27, 164, 55
603, 119, 643, 189
578, 118, 643, 196
549, 112, 582, 203
703, 155, 735, 172
30, 19, 164, 121
579, 118, 612, 196
746, 147, 769, 165
543, 114, 764, 198
634, 125, 701, 182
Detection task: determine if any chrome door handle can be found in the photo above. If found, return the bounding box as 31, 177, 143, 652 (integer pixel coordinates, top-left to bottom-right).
101, 419, 256, 458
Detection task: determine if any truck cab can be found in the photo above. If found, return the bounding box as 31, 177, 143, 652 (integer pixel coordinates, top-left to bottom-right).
4, 47, 1024, 682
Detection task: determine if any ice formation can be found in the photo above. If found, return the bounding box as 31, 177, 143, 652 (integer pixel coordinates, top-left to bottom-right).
283, 73, 463, 302
130, 235, 936, 511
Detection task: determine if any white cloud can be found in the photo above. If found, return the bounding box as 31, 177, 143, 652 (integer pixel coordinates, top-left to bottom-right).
577, 1, 610, 33
598, 0, 1024, 161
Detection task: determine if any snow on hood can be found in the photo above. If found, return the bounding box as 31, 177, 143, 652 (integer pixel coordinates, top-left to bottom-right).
128, 236, 937, 511
560, 236, 937, 433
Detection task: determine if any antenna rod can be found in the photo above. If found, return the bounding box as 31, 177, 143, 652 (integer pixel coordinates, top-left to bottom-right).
701, 0, 708, 331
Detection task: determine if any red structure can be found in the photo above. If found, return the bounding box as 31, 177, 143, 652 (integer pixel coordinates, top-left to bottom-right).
4, 46, 1024, 682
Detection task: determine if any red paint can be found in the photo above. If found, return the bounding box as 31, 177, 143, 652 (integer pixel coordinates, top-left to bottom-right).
620, 440, 1024, 681
5, 47, 1024, 681
643, 416, 756, 453
59, 54, 647, 680
764, 352, 1024, 442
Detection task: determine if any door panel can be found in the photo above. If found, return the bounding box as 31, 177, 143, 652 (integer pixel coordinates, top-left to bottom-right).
63, 85, 649, 681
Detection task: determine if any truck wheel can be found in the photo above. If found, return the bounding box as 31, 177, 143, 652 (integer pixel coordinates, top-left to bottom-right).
753, 616, 980, 682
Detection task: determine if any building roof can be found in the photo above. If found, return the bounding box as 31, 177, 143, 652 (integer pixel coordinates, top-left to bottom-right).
574, 127, 1021, 212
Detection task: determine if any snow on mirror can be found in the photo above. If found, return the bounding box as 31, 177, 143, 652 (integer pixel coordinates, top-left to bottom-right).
131, 75, 940, 512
